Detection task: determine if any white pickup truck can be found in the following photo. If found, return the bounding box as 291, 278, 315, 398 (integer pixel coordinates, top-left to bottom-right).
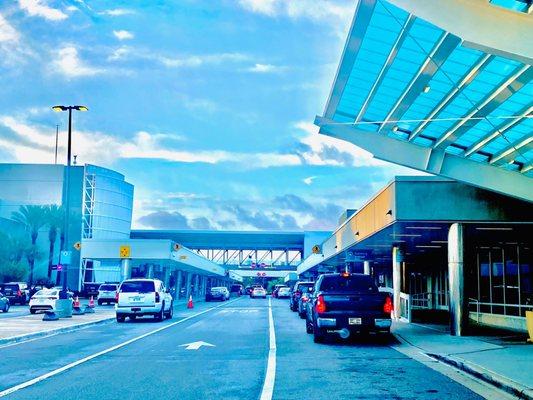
115, 279, 173, 322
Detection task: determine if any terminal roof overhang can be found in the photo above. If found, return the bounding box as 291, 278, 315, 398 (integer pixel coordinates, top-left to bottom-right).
130, 230, 305, 251
317, 0, 533, 202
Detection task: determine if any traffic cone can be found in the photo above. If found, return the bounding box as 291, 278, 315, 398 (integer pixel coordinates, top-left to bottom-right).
187, 295, 194, 309
72, 296, 85, 315
73, 296, 80, 308
88, 296, 95, 308
84, 296, 96, 313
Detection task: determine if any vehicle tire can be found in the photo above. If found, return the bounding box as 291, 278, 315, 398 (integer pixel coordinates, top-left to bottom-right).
116, 315, 126, 323
3, 303, 9, 313
30, 308, 36, 314
155, 303, 164, 322
129, 315, 137, 321
298, 311, 306, 319
166, 302, 173, 319
313, 327, 326, 343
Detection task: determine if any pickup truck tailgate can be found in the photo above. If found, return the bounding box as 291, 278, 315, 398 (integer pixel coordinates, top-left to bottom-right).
323, 292, 385, 313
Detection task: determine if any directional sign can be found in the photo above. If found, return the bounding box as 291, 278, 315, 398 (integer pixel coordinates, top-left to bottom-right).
179, 341, 215, 350
312, 245, 321, 254
119, 245, 131, 259
73, 241, 81, 251
173, 243, 182, 251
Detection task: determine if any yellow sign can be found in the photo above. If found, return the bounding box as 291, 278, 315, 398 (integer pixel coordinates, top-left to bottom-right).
312, 245, 321, 254
173, 243, 182, 251
73, 241, 81, 251
119, 245, 131, 259
179, 255, 187, 260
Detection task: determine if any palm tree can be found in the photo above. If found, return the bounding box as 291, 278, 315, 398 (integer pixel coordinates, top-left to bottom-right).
44, 205, 63, 279
11, 205, 47, 286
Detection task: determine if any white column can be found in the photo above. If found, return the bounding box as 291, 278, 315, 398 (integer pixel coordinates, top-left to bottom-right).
176, 270, 183, 299
363, 261, 371, 275
185, 272, 192, 300
120, 259, 130, 281
392, 247, 402, 320
147, 264, 154, 278
448, 223, 465, 336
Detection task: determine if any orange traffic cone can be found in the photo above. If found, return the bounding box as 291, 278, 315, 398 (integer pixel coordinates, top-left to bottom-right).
88, 296, 95, 308
73, 296, 80, 308
187, 295, 194, 309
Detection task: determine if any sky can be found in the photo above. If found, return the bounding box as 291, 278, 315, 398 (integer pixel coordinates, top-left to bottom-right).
0, 0, 417, 232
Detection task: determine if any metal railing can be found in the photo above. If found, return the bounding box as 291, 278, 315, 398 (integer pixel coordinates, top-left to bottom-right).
468, 298, 533, 321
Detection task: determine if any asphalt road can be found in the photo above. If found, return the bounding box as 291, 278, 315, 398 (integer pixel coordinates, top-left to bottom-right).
0, 296, 486, 400
0, 306, 30, 319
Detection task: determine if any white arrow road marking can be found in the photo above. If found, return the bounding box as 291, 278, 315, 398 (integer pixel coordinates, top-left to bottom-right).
179, 341, 215, 350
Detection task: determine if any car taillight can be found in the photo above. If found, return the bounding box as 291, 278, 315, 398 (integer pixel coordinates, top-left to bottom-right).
115, 292, 119, 302
302, 297, 309, 303
17, 290, 22, 296
295, 291, 301, 298
315, 295, 326, 313
155, 292, 160, 303
383, 296, 393, 314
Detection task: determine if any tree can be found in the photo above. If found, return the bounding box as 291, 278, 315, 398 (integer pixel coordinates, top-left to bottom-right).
44, 205, 63, 279
0, 232, 29, 282
11, 205, 47, 286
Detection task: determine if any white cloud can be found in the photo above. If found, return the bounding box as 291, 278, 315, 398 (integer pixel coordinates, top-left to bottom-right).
158, 52, 249, 68
18, 0, 68, 21
53, 46, 103, 78
100, 8, 135, 16
113, 30, 134, 41
0, 14, 20, 43
303, 176, 316, 185
246, 63, 286, 73
238, 0, 353, 23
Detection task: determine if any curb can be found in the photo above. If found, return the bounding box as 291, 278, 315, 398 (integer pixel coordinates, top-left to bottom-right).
0, 316, 115, 347
427, 353, 533, 400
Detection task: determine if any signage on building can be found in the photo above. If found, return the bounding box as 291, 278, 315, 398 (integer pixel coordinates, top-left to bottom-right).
119, 245, 131, 258
312, 245, 321, 254
60, 251, 71, 265
73, 241, 81, 251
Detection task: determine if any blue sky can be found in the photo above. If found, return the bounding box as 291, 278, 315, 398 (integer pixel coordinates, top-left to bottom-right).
0, 0, 416, 231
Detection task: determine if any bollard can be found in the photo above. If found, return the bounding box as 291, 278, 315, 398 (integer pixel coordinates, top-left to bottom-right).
43, 310, 59, 321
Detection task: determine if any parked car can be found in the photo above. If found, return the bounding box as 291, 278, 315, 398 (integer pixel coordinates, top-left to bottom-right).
305, 273, 392, 343
277, 287, 290, 299
249, 284, 263, 297
206, 287, 230, 301
251, 286, 267, 299
97, 283, 119, 305
2, 282, 29, 305
289, 281, 314, 311
0, 292, 9, 313
115, 279, 173, 322
230, 284, 244, 296
244, 286, 253, 295
297, 291, 313, 319
272, 284, 288, 298
29, 289, 72, 314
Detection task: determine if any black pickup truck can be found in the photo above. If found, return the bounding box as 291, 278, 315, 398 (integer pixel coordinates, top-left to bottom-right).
305, 273, 392, 343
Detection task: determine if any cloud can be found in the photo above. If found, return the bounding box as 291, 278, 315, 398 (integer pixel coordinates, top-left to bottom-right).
113, 30, 134, 41
53, 46, 103, 78
100, 8, 135, 16
0, 13, 33, 66
303, 176, 316, 185
0, 14, 19, 43
137, 211, 190, 229
18, 0, 68, 21
157, 52, 249, 68
238, 0, 353, 24
246, 63, 286, 73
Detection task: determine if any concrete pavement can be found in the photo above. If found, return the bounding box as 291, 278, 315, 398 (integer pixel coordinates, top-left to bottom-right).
0, 296, 501, 400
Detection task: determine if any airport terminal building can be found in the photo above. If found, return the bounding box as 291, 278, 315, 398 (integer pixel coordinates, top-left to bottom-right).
301, 0, 533, 335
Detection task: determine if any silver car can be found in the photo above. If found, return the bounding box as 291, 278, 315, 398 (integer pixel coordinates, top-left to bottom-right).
97, 283, 119, 305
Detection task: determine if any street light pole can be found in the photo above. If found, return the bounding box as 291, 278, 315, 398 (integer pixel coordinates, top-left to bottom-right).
52, 105, 88, 299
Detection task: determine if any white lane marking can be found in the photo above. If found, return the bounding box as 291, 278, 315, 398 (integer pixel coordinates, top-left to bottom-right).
179, 341, 215, 350
0, 298, 241, 398
259, 297, 276, 400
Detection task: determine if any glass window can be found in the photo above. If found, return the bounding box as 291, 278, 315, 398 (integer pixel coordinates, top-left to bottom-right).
520, 246, 533, 317
491, 248, 505, 314
120, 281, 155, 293
504, 245, 520, 316
319, 275, 378, 293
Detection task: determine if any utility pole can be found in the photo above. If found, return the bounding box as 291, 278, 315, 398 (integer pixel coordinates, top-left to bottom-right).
54, 124, 59, 164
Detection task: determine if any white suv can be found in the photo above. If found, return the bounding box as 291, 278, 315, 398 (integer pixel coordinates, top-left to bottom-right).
115, 279, 173, 322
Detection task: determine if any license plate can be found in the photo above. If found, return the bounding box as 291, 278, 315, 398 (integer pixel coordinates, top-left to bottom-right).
349, 318, 362, 325
130, 296, 142, 302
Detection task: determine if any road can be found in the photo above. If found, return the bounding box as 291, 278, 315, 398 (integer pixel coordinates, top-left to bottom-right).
0, 296, 488, 399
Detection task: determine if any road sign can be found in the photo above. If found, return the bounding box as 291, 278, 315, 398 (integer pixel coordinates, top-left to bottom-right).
179, 341, 215, 350
312, 245, 321, 254
173, 243, 181, 251
56, 264, 62, 271
119, 245, 131, 258
73, 241, 81, 251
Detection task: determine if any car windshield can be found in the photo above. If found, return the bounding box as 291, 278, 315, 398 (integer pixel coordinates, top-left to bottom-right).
319, 276, 378, 293
35, 290, 57, 296
120, 281, 155, 293
296, 283, 313, 291
99, 285, 117, 291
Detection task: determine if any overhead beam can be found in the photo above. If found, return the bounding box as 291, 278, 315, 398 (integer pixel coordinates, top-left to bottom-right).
378, 32, 461, 134
323, 0, 377, 119
315, 116, 533, 202
490, 136, 533, 166
355, 14, 416, 122
409, 54, 494, 142
464, 104, 533, 157
433, 65, 533, 150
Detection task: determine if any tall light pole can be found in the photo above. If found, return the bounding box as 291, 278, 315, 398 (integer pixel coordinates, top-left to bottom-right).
52, 105, 88, 298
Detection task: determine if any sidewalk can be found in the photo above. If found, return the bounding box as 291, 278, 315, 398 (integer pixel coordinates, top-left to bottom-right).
393, 321, 533, 399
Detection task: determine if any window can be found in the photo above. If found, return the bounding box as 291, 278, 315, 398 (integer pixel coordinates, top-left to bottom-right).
120, 281, 155, 293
